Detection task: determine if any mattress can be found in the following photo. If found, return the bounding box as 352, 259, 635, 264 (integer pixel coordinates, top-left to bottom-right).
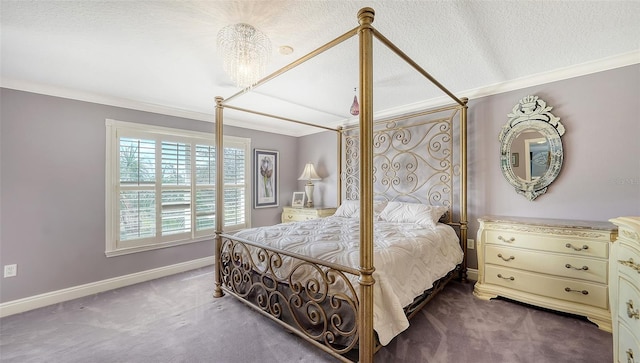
232, 215, 463, 345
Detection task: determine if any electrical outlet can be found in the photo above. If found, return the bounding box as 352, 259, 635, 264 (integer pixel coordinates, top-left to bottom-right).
467, 239, 475, 250
4, 264, 17, 278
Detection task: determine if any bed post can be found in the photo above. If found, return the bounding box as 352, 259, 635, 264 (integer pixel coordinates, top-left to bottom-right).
337, 126, 343, 207
213, 96, 224, 298
460, 97, 469, 282
357, 7, 375, 363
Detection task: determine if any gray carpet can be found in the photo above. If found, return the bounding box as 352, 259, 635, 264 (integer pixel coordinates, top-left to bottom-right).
0, 266, 612, 363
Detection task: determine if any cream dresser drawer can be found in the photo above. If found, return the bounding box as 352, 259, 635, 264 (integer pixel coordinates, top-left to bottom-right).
485, 229, 609, 258
617, 239, 640, 278
610, 217, 640, 363
475, 216, 616, 332
485, 245, 608, 283
618, 277, 640, 325
281, 206, 336, 223
617, 322, 640, 363
485, 265, 608, 309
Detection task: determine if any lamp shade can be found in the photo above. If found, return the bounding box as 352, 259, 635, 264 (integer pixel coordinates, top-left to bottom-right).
298, 163, 321, 181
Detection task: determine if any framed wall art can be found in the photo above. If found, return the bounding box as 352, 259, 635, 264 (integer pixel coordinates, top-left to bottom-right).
254, 149, 279, 208
291, 192, 306, 208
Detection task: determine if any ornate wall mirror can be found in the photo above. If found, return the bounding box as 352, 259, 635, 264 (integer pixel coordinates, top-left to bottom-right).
499, 95, 565, 200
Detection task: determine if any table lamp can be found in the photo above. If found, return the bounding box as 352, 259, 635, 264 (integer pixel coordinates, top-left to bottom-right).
298, 163, 321, 207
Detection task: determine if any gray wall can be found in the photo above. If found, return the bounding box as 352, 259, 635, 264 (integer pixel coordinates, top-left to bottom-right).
296, 131, 340, 209
0, 89, 297, 302
302, 64, 640, 268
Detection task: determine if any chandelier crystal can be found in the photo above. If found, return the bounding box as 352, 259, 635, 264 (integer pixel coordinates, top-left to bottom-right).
216, 23, 272, 88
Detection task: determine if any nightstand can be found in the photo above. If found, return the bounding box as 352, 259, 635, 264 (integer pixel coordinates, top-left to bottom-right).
281, 206, 336, 223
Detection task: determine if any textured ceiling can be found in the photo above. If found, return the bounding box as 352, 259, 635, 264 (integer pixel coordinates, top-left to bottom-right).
1, 1, 639, 136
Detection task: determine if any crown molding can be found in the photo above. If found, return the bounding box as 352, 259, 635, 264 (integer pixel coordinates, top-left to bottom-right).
365, 50, 640, 127
459, 50, 640, 101
0, 78, 218, 122
2, 50, 638, 138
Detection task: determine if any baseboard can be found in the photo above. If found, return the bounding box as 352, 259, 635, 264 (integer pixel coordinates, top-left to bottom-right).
0, 256, 214, 318
466, 268, 478, 282
0, 260, 477, 318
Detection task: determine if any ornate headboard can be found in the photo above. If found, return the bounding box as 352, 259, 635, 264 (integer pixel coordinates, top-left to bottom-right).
341, 104, 464, 225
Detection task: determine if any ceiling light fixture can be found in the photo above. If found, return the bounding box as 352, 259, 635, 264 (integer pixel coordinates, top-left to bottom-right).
216, 23, 272, 88
350, 88, 360, 116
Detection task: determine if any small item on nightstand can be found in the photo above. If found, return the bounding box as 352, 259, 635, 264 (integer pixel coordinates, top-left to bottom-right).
291, 192, 305, 208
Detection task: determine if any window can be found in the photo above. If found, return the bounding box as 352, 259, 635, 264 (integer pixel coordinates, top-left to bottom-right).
106, 119, 250, 256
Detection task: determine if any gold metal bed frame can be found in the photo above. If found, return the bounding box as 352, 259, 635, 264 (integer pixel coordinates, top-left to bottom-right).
213, 8, 468, 363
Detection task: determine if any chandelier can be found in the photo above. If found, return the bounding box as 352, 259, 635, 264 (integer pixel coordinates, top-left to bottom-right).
216, 23, 272, 88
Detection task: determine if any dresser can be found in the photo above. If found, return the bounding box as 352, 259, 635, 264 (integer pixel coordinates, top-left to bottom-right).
609, 217, 640, 363
281, 206, 336, 223
474, 216, 617, 331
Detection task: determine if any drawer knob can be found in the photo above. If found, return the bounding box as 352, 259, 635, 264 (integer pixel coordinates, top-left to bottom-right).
626, 349, 634, 363
565, 263, 588, 271
618, 258, 640, 273
627, 300, 640, 320
497, 273, 515, 281
497, 253, 515, 262
497, 235, 515, 243
564, 287, 588, 295
565, 243, 588, 251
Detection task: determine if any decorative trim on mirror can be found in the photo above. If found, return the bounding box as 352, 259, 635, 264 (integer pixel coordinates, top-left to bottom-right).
499, 95, 565, 201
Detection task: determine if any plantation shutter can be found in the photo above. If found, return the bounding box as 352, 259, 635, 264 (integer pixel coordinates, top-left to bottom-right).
107, 119, 250, 255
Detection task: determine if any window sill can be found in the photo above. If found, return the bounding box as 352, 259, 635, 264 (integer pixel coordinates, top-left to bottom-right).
105, 235, 215, 257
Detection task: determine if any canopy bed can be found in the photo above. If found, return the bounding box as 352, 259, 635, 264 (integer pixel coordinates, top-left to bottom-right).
213, 8, 468, 363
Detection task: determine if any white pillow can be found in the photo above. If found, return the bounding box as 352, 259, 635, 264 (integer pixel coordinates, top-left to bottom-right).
333, 200, 360, 218
333, 200, 388, 218
378, 201, 447, 227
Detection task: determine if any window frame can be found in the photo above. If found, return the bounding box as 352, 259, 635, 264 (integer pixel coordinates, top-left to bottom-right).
105, 119, 251, 257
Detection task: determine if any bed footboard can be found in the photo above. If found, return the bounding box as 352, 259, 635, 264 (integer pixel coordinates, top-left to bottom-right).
218, 233, 361, 361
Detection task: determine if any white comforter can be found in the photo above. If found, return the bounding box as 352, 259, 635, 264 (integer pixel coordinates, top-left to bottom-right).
233, 216, 463, 345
